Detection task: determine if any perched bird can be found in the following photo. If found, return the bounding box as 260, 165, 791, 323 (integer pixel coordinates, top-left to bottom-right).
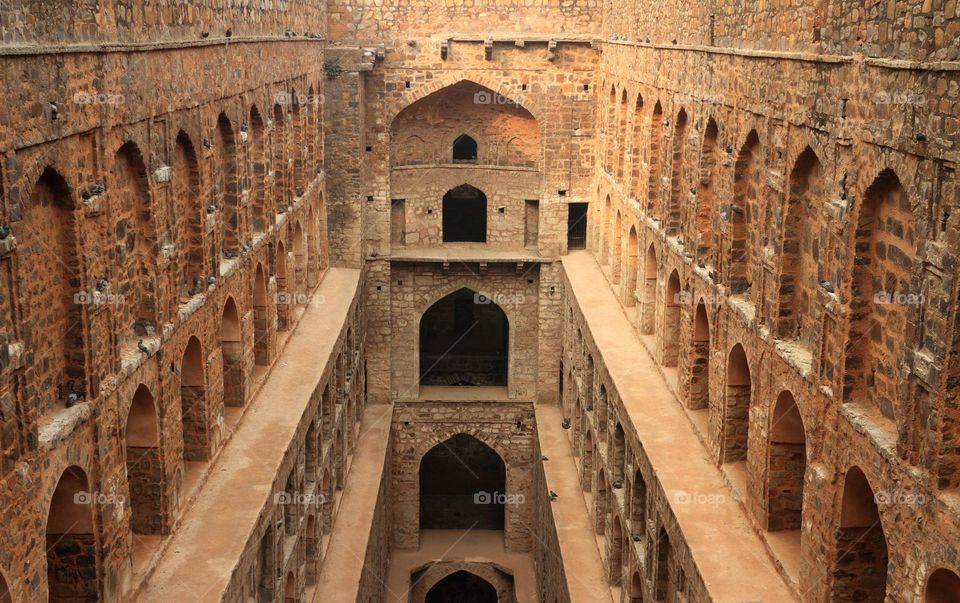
225, 28, 233, 38
49, 101, 58, 121
96, 277, 108, 292
586, 404, 594, 412
278, 206, 287, 214
916, 132, 927, 142
541, 455, 549, 461
66, 392, 79, 408
137, 340, 150, 354
242, 243, 250, 254
0, 225, 10, 240
821, 280, 835, 293
612, 479, 624, 489
82, 188, 92, 200
207, 275, 217, 285
632, 533, 642, 542
697, 259, 705, 269
203, 137, 212, 149
708, 271, 716, 281
549, 491, 558, 501
561, 418, 571, 430
91, 182, 105, 195
207, 204, 217, 214
684, 250, 693, 258
200, 31, 210, 39
516, 420, 525, 430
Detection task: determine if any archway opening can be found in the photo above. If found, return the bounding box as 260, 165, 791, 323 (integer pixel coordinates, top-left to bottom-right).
629, 570, 643, 603
767, 391, 805, 533
831, 466, 888, 601
174, 133, 204, 299
419, 434, 506, 530
180, 336, 208, 462
426, 571, 497, 603
641, 244, 657, 335
687, 301, 710, 410
283, 570, 296, 603
730, 131, 759, 294
646, 101, 664, 214
666, 109, 687, 236
221, 297, 244, 407
610, 515, 624, 585
126, 384, 161, 534
695, 118, 718, 262
778, 147, 820, 347
46, 466, 98, 602
722, 344, 751, 463
419, 288, 508, 387
275, 241, 290, 331
655, 527, 672, 600
452, 134, 478, 162
926, 568, 960, 603
662, 271, 681, 366
253, 263, 270, 366
442, 185, 487, 243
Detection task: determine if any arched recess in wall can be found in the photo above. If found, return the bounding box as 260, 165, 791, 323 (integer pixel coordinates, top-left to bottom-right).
419, 433, 506, 530
695, 118, 719, 263
419, 287, 508, 387
46, 466, 99, 602
216, 113, 240, 256
926, 568, 960, 602
174, 132, 205, 298
291, 90, 305, 194
766, 390, 805, 537
253, 263, 270, 366
442, 184, 487, 243
275, 240, 290, 331
389, 80, 540, 170
777, 146, 821, 348
629, 93, 645, 199
830, 466, 888, 601
640, 244, 658, 335
221, 296, 245, 407
729, 130, 759, 295
293, 221, 307, 297
0, 568, 9, 603
604, 85, 617, 172
126, 384, 163, 535
722, 344, 751, 464
661, 270, 682, 366
611, 211, 623, 283
23, 166, 87, 408
616, 89, 629, 179
646, 101, 664, 214
249, 106, 268, 233
180, 336, 208, 462
665, 109, 687, 236
425, 570, 498, 603
687, 300, 710, 410
112, 141, 157, 346
624, 226, 639, 307
843, 169, 915, 428
601, 195, 612, 264
273, 104, 288, 210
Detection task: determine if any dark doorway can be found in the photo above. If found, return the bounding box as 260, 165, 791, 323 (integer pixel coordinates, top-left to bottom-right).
419, 288, 508, 386
452, 134, 478, 162
420, 434, 506, 530
426, 571, 497, 603
442, 185, 487, 242
567, 202, 588, 250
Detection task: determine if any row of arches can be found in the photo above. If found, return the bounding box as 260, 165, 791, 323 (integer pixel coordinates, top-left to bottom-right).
600, 157, 928, 463
18, 149, 323, 416
565, 298, 960, 601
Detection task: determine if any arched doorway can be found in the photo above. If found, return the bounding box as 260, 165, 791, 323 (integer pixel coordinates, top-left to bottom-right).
687, 301, 710, 410
640, 244, 657, 335
419, 288, 508, 387
126, 384, 162, 534
661, 271, 681, 366
221, 297, 245, 407
624, 226, 639, 307
253, 263, 270, 366
452, 134, 478, 161
275, 240, 290, 331
722, 344, 751, 463
767, 391, 805, 533
442, 185, 487, 242
926, 568, 960, 602
831, 466, 888, 601
419, 434, 506, 530
180, 336, 208, 462
426, 571, 497, 603
46, 466, 98, 602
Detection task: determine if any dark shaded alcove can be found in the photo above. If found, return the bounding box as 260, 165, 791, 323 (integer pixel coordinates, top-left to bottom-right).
419, 434, 506, 530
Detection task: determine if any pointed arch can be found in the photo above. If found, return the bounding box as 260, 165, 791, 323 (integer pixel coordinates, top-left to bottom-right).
216, 113, 241, 255
629, 93, 645, 199
695, 118, 719, 263
641, 244, 658, 334
624, 226, 639, 307
253, 263, 271, 366
221, 296, 245, 407
419, 433, 506, 529
662, 270, 682, 366
249, 106, 268, 233
174, 132, 205, 298
730, 130, 759, 294
646, 101, 664, 214
686, 300, 710, 410
126, 384, 163, 534
665, 109, 687, 236
722, 344, 751, 463
831, 466, 888, 601
46, 466, 99, 602
180, 336, 209, 462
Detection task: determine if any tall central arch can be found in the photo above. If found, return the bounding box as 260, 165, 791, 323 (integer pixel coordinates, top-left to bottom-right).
419, 288, 508, 386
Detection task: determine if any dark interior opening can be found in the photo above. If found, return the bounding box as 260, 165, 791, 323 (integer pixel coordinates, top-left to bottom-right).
426, 571, 498, 603
419, 288, 508, 386
442, 185, 487, 242
452, 134, 478, 162
420, 434, 506, 530
567, 202, 588, 250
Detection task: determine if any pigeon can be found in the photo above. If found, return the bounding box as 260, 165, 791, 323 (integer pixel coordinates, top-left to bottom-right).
612, 479, 623, 489
916, 132, 927, 142
49, 101, 58, 121
632, 533, 642, 542
203, 137, 212, 149
697, 259, 705, 268
225, 28, 233, 38
541, 456, 549, 461
0, 225, 10, 240
516, 420, 525, 430
137, 340, 150, 354
91, 182, 105, 195
821, 280, 835, 293
207, 204, 217, 214
561, 418, 571, 429
200, 31, 210, 39
207, 275, 217, 285
708, 271, 716, 281
96, 277, 108, 292
549, 491, 558, 501
66, 392, 79, 408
